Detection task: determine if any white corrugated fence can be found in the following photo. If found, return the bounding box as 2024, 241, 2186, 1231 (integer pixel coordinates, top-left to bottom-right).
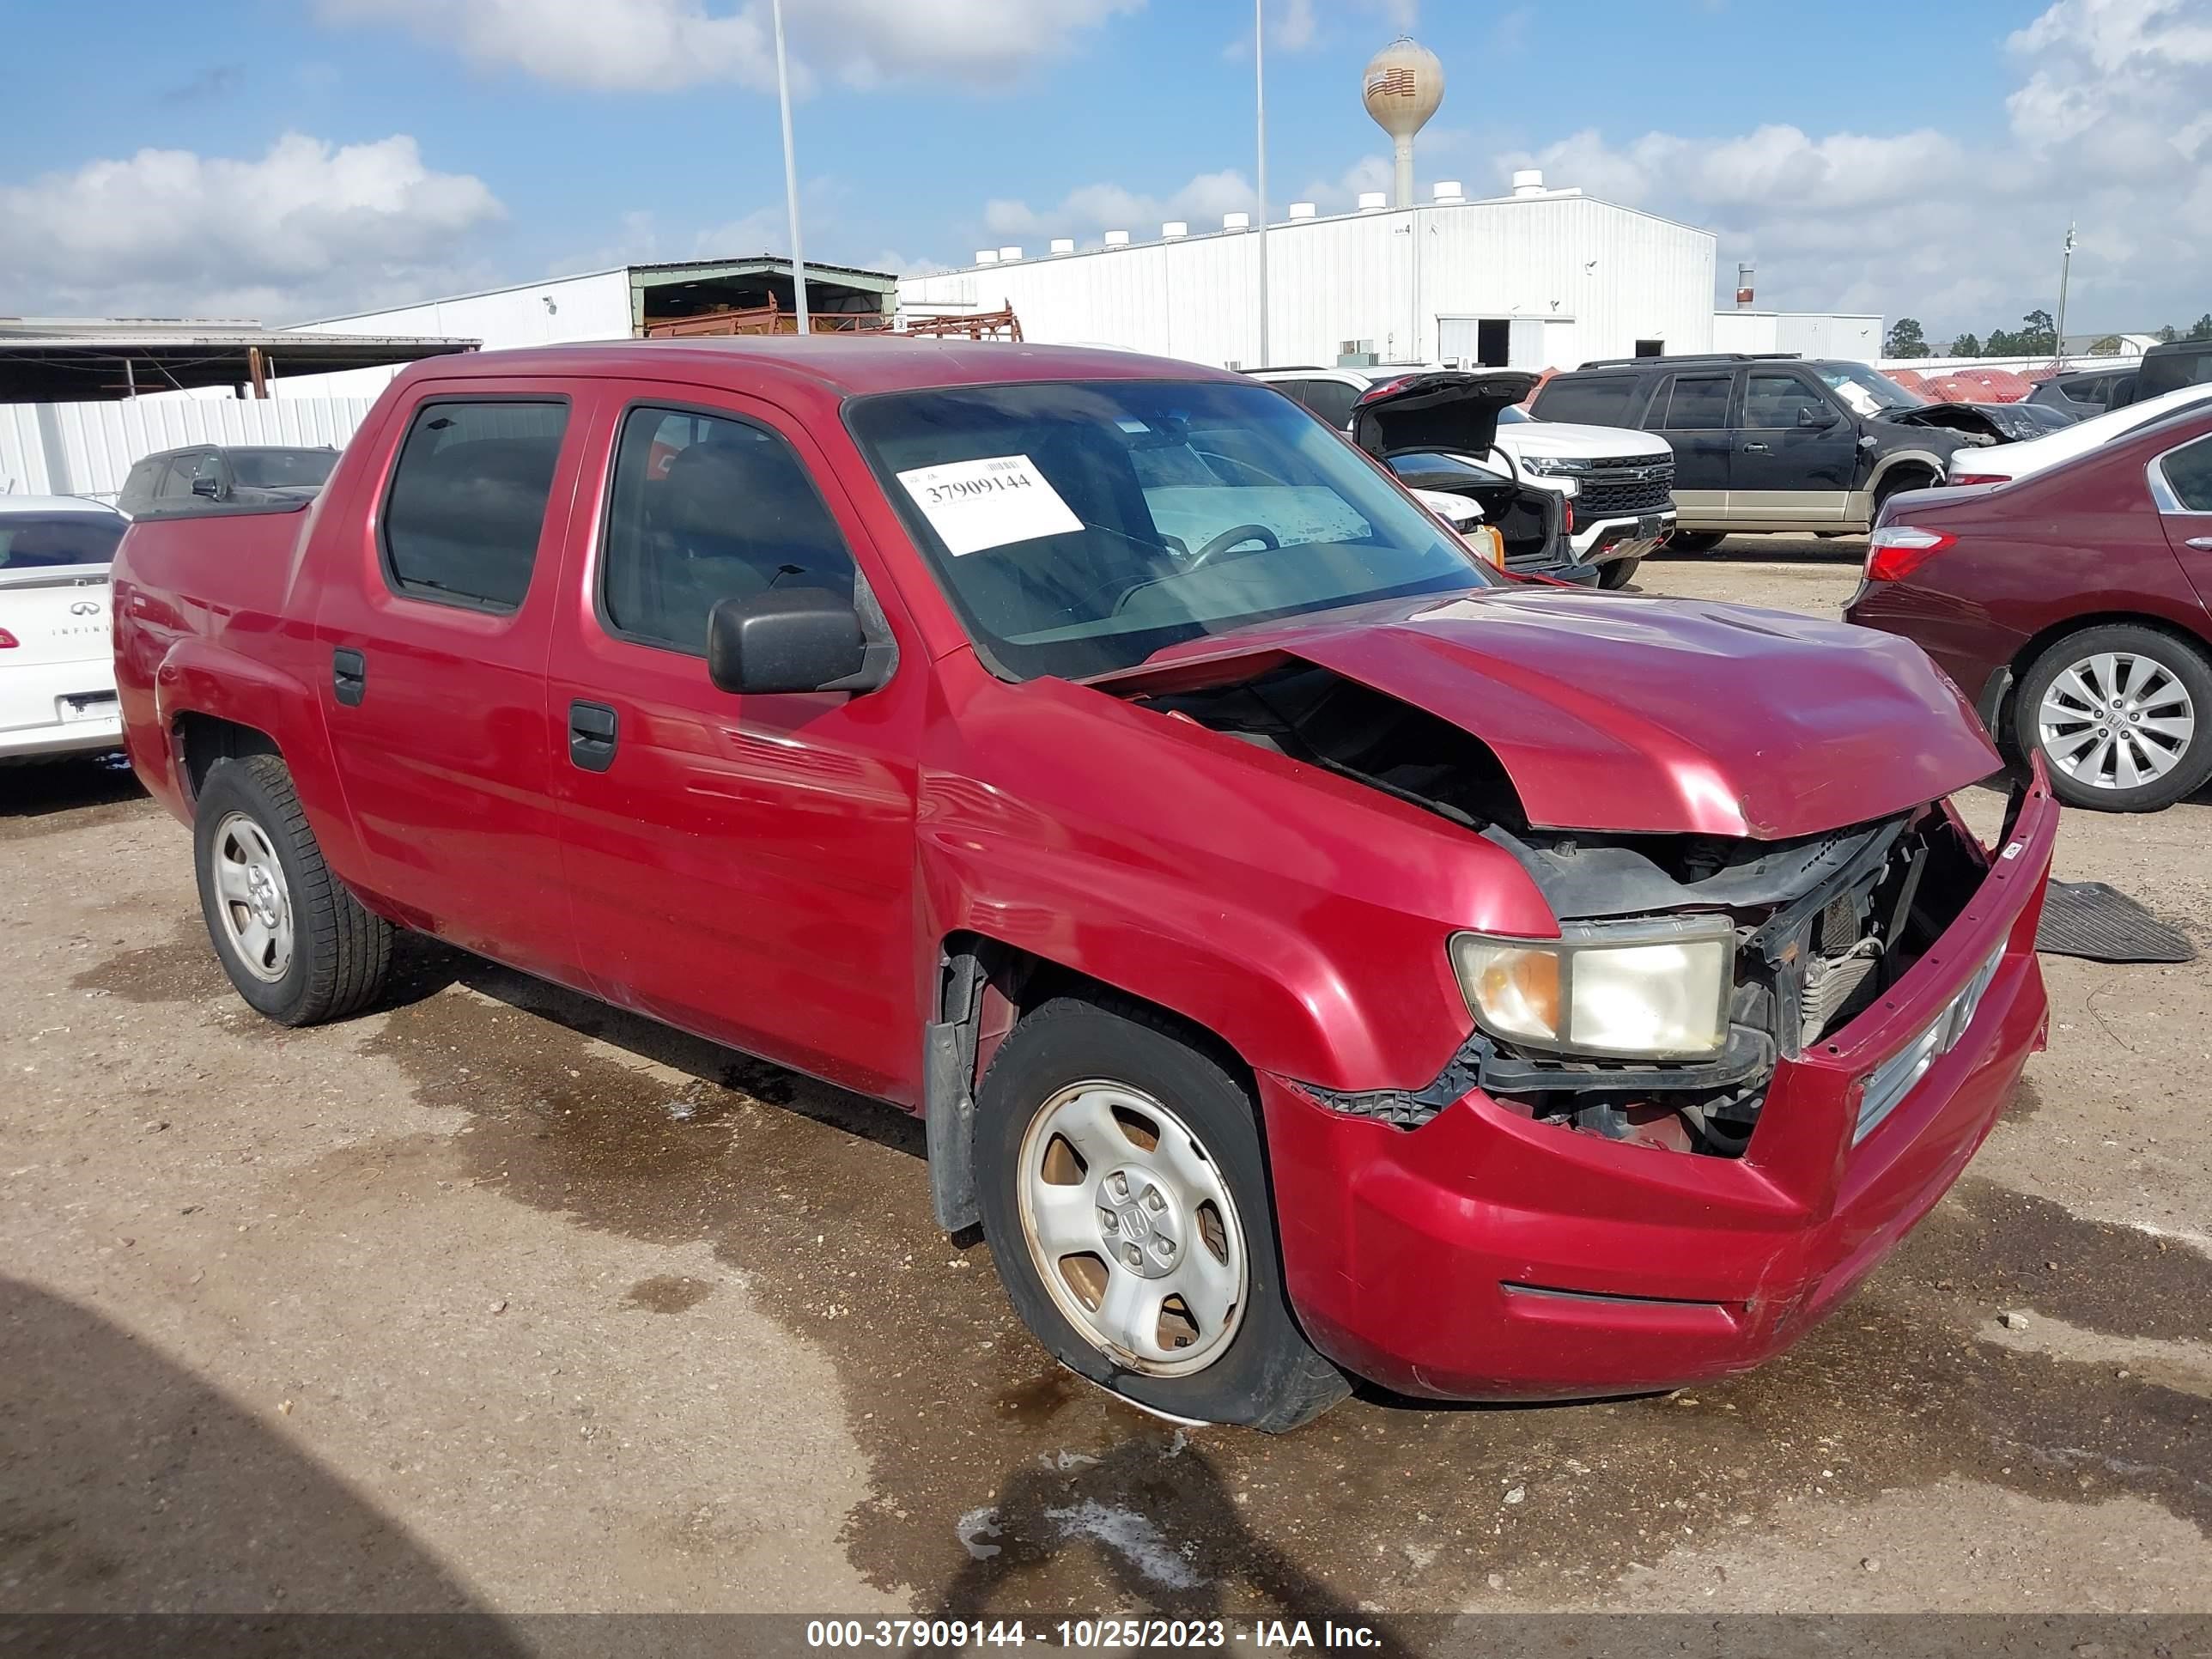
0, 398, 374, 501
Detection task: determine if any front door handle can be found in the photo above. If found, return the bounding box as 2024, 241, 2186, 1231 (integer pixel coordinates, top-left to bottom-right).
1741, 441, 1771, 453
2186, 536, 2212, 551
331, 648, 366, 707
568, 700, 618, 772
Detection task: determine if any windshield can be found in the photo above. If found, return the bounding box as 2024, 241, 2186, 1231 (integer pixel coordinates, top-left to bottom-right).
848, 379, 1493, 680
1814, 363, 1923, 417
228, 449, 337, 489
1496, 405, 1532, 423
0, 511, 124, 570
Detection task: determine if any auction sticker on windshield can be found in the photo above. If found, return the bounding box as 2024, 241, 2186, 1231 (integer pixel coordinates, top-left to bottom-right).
896, 454, 1083, 556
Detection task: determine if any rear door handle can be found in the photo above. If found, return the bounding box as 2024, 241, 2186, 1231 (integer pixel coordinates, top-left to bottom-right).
331, 648, 366, 707
568, 700, 618, 772
1741, 441, 1770, 453
2186, 537, 2212, 550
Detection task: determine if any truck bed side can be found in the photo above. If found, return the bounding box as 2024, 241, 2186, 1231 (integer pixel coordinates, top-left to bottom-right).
111, 494, 336, 827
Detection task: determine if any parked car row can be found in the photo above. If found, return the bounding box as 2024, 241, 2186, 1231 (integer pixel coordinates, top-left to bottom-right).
1255, 365, 1677, 588
107, 337, 2057, 1431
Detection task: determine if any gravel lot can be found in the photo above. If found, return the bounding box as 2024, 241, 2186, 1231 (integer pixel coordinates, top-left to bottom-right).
3, 541, 2208, 1626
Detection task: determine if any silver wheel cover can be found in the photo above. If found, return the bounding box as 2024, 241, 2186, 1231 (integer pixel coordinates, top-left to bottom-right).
208, 811, 295, 982
1017, 1080, 1249, 1376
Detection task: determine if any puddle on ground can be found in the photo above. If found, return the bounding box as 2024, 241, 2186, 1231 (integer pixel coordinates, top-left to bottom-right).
70, 918, 229, 1006
625, 1275, 717, 1315
92, 918, 2212, 1617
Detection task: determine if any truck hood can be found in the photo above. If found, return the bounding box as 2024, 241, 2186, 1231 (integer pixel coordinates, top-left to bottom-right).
1494, 421, 1673, 463
1085, 590, 2001, 840
1352, 371, 1540, 464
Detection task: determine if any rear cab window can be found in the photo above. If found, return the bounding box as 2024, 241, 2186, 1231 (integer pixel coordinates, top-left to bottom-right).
380, 399, 570, 612
1532, 375, 1638, 427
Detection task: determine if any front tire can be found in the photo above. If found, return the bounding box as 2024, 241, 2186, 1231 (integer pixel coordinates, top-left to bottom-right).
974, 997, 1348, 1431
1596, 556, 1642, 590
2014, 624, 2212, 812
193, 754, 394, 1024
1665, 531, 1727, 555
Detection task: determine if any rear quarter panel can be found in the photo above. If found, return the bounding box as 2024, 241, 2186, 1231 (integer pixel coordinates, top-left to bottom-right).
1848, 459, 2212, 698
110, 488, 362, 874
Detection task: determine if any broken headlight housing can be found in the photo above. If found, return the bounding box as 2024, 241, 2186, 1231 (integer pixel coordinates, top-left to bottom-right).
1449, 915, 1735, 1061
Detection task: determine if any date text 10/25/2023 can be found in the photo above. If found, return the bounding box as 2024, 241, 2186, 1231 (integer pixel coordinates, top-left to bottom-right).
802, 1617, 1385, 1649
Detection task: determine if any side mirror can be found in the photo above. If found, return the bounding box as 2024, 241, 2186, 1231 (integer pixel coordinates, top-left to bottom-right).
707, 587, 884, 696
191, 476, 222, 498
1796, 404, 1838, 429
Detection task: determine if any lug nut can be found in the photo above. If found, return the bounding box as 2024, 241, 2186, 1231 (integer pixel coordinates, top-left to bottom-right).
1121, 1243, 1143, 1267
1099, 1208, 1119, 1234
1143, 1187, 1165, 1212
1108, 1173, 1128, 1200
1155, 1238, 1176, 1259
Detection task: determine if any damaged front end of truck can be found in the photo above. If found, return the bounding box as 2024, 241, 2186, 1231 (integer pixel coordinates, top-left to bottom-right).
1090, 591, 2018, 1160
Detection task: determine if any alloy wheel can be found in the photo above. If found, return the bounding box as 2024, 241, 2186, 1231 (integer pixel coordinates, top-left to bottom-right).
2037, 651, 2197, 791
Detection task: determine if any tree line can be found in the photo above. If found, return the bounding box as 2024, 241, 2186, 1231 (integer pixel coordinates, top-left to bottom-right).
1884, 311, 2212, 360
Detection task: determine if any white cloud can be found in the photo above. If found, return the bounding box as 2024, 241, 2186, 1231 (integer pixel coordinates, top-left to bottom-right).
981, 169, 1261, 243
0, 133, 503, 322
317, 0, 1142, 94
1496, 0, 2212, 337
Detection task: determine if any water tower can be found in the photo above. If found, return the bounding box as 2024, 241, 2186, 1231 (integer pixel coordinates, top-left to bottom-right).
1362, 36, 1444, 210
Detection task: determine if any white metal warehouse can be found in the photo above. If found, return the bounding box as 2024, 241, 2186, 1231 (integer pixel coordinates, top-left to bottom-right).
897, 173, 1724, 373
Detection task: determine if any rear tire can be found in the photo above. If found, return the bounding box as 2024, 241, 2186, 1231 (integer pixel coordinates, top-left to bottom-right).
974, 996, 1348, 1431
1596, 557, 1642, 590
1872, 468, 1937, 523
193, 754, 394, 1024
1665, 531, 1727, 555
2014, 624, 2212, 812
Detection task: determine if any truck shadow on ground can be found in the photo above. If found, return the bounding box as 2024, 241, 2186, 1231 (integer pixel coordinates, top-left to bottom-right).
0, 1273, 529, 1654
0, 753, 147, 842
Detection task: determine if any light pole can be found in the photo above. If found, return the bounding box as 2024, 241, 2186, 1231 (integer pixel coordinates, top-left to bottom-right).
2053, 221, 2075, 368
773, 0, 810, 335
1255, 0, 1269, 367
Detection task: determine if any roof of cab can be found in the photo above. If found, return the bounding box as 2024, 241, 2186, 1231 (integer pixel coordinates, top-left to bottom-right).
388, 335, 1240, 398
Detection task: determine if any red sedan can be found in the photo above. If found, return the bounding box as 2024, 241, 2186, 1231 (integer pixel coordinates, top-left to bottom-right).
1847, 402, 2212, 813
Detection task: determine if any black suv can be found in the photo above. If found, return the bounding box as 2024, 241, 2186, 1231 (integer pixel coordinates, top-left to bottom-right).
1528, 353, 2012, 549
116, 445, 338, 518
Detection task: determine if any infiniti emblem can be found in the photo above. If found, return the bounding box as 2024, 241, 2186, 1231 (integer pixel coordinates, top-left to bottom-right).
70, 600, 102, 616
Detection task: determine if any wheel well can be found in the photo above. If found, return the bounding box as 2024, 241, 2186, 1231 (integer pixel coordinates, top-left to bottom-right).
923, 931, 1254, 1234
175, 714, 281, 805
938, 933, 1251, 1091
1998, 613, 2212, 738
1873, 459, 1941, 502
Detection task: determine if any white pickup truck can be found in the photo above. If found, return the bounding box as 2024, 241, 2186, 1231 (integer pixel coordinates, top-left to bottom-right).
0, 496, 128, 760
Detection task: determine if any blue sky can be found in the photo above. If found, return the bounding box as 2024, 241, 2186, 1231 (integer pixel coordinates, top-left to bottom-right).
6, 1, 2207, 339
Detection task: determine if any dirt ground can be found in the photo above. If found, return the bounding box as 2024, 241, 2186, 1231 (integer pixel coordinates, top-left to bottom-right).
3, 539, 2208, 1632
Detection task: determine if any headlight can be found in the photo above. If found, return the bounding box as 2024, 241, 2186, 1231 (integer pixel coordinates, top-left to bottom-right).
1449, 916, 1735, 1060
1520, 455, 1592, 477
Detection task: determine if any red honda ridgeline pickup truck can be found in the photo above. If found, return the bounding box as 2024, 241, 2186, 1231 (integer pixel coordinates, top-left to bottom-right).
113, 339, 2057, 1431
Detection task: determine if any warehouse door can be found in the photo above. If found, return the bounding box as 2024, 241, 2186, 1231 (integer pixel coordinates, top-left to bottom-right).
1438, 316, 1514, 368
